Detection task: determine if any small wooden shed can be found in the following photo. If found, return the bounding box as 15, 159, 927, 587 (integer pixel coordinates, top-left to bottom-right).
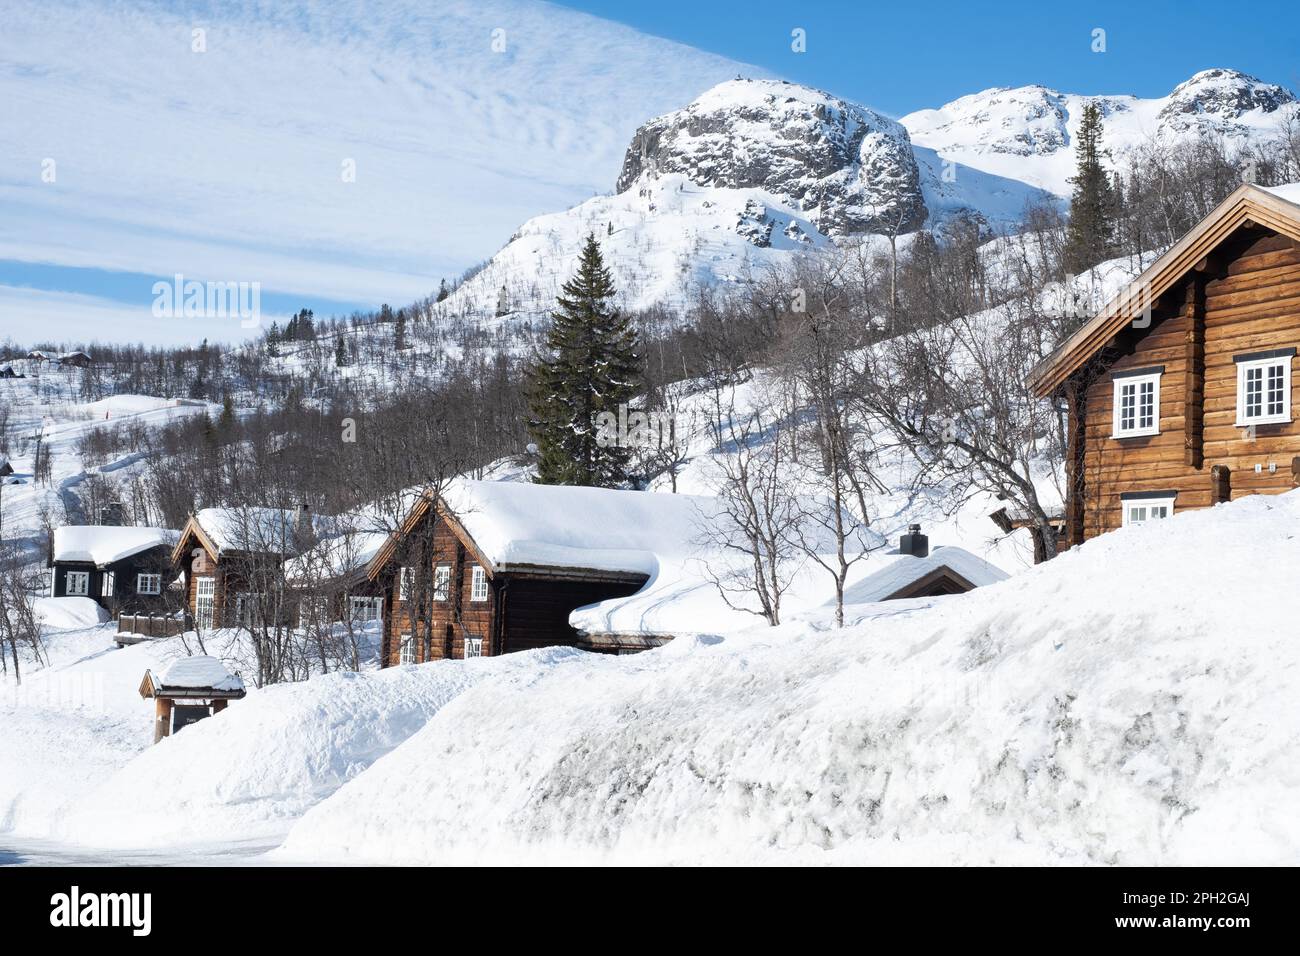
139, 656, 246, 743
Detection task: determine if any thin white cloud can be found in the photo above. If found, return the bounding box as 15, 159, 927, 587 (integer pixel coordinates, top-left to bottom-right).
0, 0, 763, 343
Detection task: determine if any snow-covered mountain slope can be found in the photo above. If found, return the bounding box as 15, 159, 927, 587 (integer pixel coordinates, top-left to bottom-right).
442, 69, 1296, 325
902, 68, 1297, 195
441, 78, 1051, 322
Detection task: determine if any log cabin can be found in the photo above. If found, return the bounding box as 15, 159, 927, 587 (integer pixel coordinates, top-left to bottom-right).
364, 481, 712, 665
171, 505, 317, 630
1030, 182, 1300, 543
49, 526, 180, 616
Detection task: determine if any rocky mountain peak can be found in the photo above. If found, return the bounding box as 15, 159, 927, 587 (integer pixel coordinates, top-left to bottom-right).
615, 77, 926, 237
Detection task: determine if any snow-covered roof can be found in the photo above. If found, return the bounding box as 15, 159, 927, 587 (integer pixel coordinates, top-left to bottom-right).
571, 542, 1006, 640
1262, 182, 1300, 208
53, 525, 178, 566
839, 546, 1009, 604
284, 527, 392, 584
158, 655, 244, 693
193, 506, 322, 556
435, 479, 718, 576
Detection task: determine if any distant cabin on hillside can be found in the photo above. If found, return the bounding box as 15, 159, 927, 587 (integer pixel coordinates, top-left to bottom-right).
365, 481, 698, 665
49, 526, 180, 616
172, 505, 318, 630
0, 456, 12, 479
0, 365, 22, 379
1030, 182, 1300, 543
26, 350, 55, 363
57, 351, 93, 368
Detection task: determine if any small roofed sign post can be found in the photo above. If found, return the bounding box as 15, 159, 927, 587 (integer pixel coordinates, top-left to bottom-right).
139, 656, 246, 744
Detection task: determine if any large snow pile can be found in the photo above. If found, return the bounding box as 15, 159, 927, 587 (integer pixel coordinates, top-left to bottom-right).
279, 491, 1300, 864
34, 596, 111, 629
47, 649, 580, 849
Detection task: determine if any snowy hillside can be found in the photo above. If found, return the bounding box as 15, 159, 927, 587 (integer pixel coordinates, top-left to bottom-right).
5, 489, 1296, 864
902, 68, 1297, 195
441, 69, 1295, 325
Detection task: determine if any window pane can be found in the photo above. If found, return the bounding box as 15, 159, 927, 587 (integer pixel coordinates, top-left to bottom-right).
1139, 381, 1154, 429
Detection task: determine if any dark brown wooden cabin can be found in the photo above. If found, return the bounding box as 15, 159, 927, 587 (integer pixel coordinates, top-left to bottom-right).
48, 527, 179, 616
171, 508, 309, 630
1030, 183, 1300, 543
366, 491, 647, 665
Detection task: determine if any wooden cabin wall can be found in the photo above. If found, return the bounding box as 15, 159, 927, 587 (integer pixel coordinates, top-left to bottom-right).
500, 577, 645, 654
383, 513, 494, 666
1078, 231, 1300, 537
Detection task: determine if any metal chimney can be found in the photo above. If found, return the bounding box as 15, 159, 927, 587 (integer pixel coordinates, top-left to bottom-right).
899, 523, 929, 558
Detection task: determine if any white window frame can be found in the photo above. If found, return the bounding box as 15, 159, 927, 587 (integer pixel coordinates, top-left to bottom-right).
101, 570, 115, 597
1111, 369, 1162, 438
136, 573, 161, 595
470, 565, 488, 602
464, 636, 483, 659
348, 595, 383, 622
298, 595, 329, 629
1122, 494, 1176, 528
194, 576, 216, 630
399, 633, 415, 665
1235, 352, 1292, 427
433, 565, 451, 602
398, 566, 414, 601
66, 570, 90, 596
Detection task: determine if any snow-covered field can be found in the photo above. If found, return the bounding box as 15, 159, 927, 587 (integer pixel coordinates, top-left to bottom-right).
3, 489, 1297, 865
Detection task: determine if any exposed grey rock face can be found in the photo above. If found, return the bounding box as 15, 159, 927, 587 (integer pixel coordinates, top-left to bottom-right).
1158, 69, 1296, 136
616, 78, 927, 237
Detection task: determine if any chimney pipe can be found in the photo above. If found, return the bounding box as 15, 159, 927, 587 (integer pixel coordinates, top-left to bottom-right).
900, 523, 929, 558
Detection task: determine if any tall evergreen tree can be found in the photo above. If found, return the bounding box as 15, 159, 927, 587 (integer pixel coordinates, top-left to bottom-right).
334, 334, 348, 367
1064, 101, 1117, 276
527, 233, 640, 487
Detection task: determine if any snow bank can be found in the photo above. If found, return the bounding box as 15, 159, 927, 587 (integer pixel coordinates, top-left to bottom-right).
51, 649, 586, 849
34, 596, 111, 629
281, 491, 1300, 865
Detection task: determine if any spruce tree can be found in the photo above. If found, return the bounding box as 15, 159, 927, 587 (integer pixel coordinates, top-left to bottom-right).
527, 233, 640, 487
1064, 101, 1117, 276
334, 335, 347, 367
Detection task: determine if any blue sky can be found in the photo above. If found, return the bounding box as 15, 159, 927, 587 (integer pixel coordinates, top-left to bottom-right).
1, 0, 1296, 348
555, 0, 1300, 116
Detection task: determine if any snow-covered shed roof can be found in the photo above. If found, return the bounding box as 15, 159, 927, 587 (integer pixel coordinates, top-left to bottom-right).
52, 525, 178, 567
839, 546, 1008, 604
139, 655, 246, 699
572, 544, 1006, 641
370, 479, 719, 578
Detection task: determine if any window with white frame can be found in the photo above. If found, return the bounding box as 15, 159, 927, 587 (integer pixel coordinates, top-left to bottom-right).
433, 565, 451, 601
1121, 493, 1176, 527
194, 576, 216, 630
464, 635, 483, 659
298, 596, 329, 629
1111, 367, 1162, 438
101, 571, 115, 597
136, 573, 161, 595
234, 591, 264, 627
66, 570, 89, 596
398, 566, 414, 601
399, 633, 415, 665
349, 595, 382, 622
1235, 349, 1293, 426
470, 565, 488, 602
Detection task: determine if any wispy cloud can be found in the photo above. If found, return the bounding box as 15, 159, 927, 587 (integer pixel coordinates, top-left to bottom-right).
0, 0, 762, 343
